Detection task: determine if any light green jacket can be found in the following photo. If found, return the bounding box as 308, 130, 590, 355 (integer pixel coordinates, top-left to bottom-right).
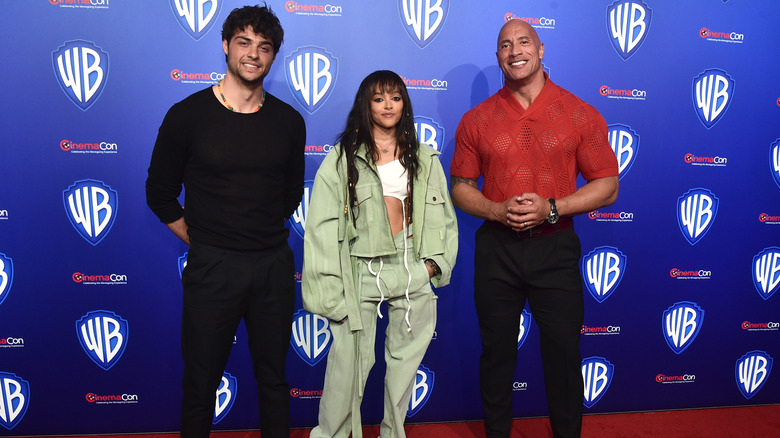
302, 143, 458, 332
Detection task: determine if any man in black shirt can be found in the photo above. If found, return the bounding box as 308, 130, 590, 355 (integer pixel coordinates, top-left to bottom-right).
146, 5, 305, 437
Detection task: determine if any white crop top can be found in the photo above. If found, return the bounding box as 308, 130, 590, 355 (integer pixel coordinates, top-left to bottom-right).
377, 160, 409, 200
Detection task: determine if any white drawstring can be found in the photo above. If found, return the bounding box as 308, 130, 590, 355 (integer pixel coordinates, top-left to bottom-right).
400, 200, 412, 332
367, 256, 385, 318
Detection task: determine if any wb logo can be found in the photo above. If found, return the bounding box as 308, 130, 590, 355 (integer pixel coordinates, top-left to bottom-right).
286, 47, 338, 113
52, 40, 109, 111
517, 309, 532, 350
0, 253, 13, 308
170, 0, 222, 40
582, 356, 614, 408
693, 68, 735, 129
414, 116, 446, 153
736, 350, 773, 400
63, 179, 118, 246
677, 188, 718, 246
290, 180, 314, 239
0, 372, 30, 431
582, 246, 627, 303
662, 301, 704, 354
213, 372, 237, 424
178, 251, 188, 279
608, 124, 639, 180
399, 0, 449, 48
76, 310, 129, 370
606, 0, 652, 60
290, 309, 332, 367
752, 247, 780, 300
770, 138, 780, 189
407, 364, 435, 417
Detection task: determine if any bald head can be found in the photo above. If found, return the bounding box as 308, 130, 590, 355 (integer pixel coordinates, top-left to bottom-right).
497, 19, 541, 50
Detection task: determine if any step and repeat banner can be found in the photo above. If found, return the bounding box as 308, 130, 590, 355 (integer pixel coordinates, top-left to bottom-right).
1, 0, 779, 435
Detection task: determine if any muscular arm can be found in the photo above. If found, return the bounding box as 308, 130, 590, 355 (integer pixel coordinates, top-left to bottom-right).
165, 217, 190, 246
555, 176, 618, 217
450, 176, 521, 227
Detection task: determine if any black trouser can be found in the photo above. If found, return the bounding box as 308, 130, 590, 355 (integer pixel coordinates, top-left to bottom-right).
475, 223, 584, 438
180, 241, 295, 438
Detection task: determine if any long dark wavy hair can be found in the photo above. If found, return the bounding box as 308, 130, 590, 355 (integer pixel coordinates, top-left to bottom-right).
336, 70, 420, 225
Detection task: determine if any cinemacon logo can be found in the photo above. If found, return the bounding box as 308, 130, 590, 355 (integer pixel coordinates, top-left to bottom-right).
670, 268, 711, 278
73, 272, 127, 282
742, 321, 780, 330
759, 213, 780, 222
656, 374, 696, 383
0, 337, 24, 345
699, 28, 744, 41
684, 153, 727, 164
401, 75, 448, 88
285, 1, 342, 13
290, 387, 322, 397
86, 393, 138, 402
589, 210, 634, 220
61, 139, 117, 151
170, 69, 225, 82
581, 325, 621, 334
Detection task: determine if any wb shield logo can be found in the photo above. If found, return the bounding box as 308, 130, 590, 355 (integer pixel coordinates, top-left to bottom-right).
608, 124, 639, 180
286, 47, 338, 113
290, 180, 313, 239
399, 0, 449, 48
213, 372, 237, 424
663, 301, 704, 354
752, 247, 780, 300
677, 188, 718, 245
0, 372, 30, 431
0, 253, 13, 308
290, 309, 332, 366
178, 251, 188, 279
414, 116, 446, 153
170, 0, 222, 40
407, 364, 435, 417
693, 68, 735, 129
52, 40, 109, 111
582, 246, 627, 303
582, 357, 614, 408
76, 310, 129, 370
517, 309, 532, 350
63, 179, 118, 246
770, 138, 780, 189
606, 0, 652, 60
736, 350, 773, 400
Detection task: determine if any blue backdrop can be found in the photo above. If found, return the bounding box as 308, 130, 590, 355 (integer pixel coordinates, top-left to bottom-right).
1, 0, 779, 435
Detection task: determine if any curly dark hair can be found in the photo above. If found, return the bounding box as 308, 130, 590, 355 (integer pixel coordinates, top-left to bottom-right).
336, 70, 420, 226
221, 3, 283, 55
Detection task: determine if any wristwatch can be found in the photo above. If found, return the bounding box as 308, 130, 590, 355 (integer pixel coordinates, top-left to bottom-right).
547, 198, 559, 224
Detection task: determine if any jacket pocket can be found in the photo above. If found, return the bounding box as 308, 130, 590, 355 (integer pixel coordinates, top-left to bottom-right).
349, 184, 379, 255
420, 187, 446, 255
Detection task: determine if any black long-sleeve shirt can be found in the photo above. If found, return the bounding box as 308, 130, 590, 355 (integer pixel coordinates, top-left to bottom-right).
146, 87, 305, 251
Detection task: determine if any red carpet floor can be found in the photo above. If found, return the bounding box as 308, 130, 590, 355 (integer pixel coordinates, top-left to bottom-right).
37, 404, 780, 438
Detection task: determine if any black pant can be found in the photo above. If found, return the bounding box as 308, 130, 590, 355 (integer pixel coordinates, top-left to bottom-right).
180, 241, 295, 438
475, 223, 584, 438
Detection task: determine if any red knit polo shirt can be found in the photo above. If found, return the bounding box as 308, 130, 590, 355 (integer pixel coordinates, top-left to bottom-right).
452, 78, 618, 203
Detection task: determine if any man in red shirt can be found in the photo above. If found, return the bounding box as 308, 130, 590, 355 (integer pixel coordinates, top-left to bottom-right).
451, 19, 619, 438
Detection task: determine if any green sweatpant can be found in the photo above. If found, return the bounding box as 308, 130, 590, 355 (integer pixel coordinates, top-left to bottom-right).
310, 233, 438, 438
